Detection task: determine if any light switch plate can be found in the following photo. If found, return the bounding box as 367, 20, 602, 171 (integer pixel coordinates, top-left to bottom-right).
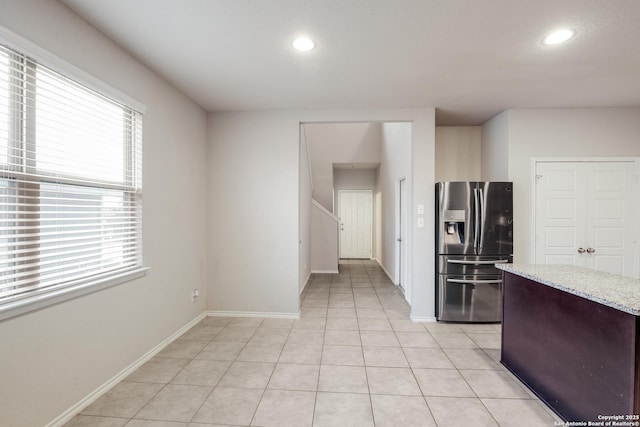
417, 218, 425, 228
417, 204, 425, 214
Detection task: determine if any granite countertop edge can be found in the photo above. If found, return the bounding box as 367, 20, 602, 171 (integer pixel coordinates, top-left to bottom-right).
496, 263, 640, 316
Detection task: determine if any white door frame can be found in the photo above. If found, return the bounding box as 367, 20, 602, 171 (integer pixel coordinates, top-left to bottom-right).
337, 189, 373, 259
531, 157, 640, 278
397, 178, 408, 295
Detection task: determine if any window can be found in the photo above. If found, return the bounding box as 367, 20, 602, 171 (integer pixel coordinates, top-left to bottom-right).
0, 42, 143, 313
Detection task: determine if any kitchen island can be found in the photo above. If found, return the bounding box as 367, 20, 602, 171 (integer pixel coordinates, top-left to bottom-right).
497, 264, 640, 423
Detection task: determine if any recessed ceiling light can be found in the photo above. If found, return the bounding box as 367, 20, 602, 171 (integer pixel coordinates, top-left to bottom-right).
292, 36, 316, 52
543, 29, 575, 45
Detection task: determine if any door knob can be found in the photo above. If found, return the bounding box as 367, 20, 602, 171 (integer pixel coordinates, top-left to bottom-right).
586, 247, 596, 253
577, 247, 586, 253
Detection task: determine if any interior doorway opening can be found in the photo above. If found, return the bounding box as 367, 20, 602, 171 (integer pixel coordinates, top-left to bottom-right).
300, 121, 413, 304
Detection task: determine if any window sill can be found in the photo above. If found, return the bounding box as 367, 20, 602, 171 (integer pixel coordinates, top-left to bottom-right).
0, 267, 149, 322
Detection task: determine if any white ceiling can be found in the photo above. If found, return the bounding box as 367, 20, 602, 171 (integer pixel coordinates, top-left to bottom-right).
61, 0, 640, 125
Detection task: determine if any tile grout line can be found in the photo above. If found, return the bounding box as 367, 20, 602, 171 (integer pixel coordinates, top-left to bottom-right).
455, 327, 502, 427
186, 317, 257, 425
126, 320, 232, 425
399, 316, 445, 426
311, 268, 336, 427
360, 263, 377, 426
245, 317, 293, 427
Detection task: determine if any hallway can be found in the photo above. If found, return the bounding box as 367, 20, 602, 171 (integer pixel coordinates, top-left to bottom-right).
66, 260, 558, 426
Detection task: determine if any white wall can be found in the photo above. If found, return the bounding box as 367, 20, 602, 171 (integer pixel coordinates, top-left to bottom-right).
435, 126, 482, 182
334, 168, 377, 194
377, 123, 412, 287
208, 111, 300, 315
310, 202, 339, 273
481, 111, 509, 181
299, 125, 312, 292
407, 112, 437, 321
506, 108, 640, 263
0, 1, 209, 426
305, 122, 381, 211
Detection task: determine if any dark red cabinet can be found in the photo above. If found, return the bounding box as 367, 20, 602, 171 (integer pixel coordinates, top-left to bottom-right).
501, 271, 640, 422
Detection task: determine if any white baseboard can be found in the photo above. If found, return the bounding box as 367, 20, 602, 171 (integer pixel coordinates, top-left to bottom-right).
300, 271, 312, 295
207, 310, 300, 319
376, 260, 398, 286
47, 311, 208, 427
410, 314, 437, 323
310, 269, 339, 274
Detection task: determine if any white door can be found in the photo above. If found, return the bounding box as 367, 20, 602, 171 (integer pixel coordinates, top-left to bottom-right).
585, 162, 636, 275
339, 190, 372, 259
398, 179, 408, 295
535, 162, 587, 266
535, 161, 637, 277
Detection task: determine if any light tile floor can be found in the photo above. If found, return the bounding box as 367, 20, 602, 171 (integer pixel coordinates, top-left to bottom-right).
65, 260, 561, 427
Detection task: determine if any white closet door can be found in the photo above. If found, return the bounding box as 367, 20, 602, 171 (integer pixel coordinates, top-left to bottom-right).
535, 161, 637, 277
585, 162, 636, 276
535, 162, 588, 267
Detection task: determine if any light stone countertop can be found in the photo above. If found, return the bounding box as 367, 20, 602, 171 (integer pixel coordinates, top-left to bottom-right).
496, 263, 640, 316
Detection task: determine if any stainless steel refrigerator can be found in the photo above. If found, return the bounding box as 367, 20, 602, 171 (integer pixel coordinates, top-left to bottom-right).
435, 182, 513, 322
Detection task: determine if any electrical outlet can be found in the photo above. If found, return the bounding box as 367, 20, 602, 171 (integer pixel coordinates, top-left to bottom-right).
191, 289, 199, 303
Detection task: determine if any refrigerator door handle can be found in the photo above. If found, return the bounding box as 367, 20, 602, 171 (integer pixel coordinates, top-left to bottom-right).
446, 278, 503, 284
447, 259, 510, 265
473, 188, 480, 253
478, 187, 485, 252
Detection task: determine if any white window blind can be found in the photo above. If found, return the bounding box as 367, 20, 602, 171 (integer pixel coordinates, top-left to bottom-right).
0, 43, 143, 305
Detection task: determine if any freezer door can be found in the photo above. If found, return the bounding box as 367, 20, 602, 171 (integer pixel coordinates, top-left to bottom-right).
436, 182, 476, 255
437, 275, 503, 322
477, 182, 513, 255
